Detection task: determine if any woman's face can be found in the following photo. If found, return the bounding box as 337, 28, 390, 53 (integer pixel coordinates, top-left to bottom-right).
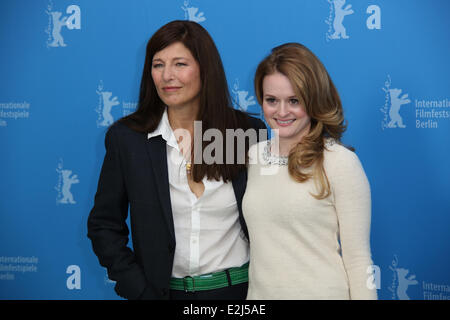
262, 72, 311, 143
151, 42, 201, 110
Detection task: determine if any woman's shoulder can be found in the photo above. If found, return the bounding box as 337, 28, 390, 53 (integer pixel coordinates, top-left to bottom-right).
324, 138, 357, 159
105, 121, 147, 146
323, 138, 365, 176
109, 120, 147, 136
108, 121, 129, 133
248, 140, 268, 163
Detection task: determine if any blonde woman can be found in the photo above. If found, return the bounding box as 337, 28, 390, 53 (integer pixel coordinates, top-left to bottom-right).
242, 43, 377, 300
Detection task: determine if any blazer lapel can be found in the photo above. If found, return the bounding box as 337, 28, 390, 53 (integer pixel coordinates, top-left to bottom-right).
145, 136, 175, 242
232, 170, 246, 209
232, 169, 249, 240
145, 135, 251, 243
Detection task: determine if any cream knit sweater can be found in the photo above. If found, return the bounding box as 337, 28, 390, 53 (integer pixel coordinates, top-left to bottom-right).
242, 139, 377, 300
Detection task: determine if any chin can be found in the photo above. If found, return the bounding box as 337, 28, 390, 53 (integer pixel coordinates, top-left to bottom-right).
274, 127, 293, 136
164, 99, 183, 108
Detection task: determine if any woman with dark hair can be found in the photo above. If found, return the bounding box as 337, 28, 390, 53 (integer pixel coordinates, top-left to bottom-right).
87, 20, 266, 300
242, 43, 377, 299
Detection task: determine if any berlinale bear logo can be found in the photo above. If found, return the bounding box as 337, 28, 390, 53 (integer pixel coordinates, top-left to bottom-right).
387, 88, 411, 128
232, 79, 256, 113
325, 1, 381, 41
380, 75, 411, 130
45, 1, 81, 48
95, 81, 121, 127
55, 159, 80, 205
181, 0, 206, 22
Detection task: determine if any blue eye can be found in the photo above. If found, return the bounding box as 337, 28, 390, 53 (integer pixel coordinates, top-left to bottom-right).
176, 62, 187, 67
152, 63, 163, 69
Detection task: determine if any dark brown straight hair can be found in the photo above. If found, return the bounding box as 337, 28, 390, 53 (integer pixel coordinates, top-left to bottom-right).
119, 20, 254, 182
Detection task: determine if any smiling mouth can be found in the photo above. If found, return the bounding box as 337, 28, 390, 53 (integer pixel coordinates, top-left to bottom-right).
275, 119, 295, 126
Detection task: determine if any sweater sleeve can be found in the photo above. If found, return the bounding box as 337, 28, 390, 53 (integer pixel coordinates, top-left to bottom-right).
328, 147, 378, 300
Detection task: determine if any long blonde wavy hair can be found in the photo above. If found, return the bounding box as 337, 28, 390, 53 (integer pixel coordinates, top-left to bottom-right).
254, 43, 349, 199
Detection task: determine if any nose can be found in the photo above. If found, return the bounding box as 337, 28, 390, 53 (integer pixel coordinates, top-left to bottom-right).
162, 66, 174, 82
277, 101, 290, 118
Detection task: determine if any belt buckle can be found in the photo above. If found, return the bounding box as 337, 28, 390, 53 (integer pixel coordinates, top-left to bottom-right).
183, 276, 195, 293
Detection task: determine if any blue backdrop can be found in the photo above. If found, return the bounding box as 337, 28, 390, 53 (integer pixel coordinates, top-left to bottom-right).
1, 0, 449, 300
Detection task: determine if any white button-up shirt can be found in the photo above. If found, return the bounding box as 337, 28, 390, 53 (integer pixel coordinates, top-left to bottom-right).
148, 109, 249, 277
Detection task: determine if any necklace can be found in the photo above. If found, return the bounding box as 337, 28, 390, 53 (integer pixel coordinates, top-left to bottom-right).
261, 138, 337, 166
186, 162, 192, 174
177, 138, 193, 174
262, 140, 289, 166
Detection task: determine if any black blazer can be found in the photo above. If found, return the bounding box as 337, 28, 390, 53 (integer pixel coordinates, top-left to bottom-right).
87, 115, 266, 300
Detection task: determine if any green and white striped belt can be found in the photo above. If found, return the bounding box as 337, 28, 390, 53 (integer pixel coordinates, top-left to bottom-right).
169, 262, 249, 292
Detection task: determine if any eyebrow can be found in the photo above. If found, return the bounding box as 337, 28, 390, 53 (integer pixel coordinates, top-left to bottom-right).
152, 57, 188, 63
263, 94, 298, 99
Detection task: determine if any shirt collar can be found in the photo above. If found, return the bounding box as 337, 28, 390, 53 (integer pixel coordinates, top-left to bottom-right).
147, 108, 179, 150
